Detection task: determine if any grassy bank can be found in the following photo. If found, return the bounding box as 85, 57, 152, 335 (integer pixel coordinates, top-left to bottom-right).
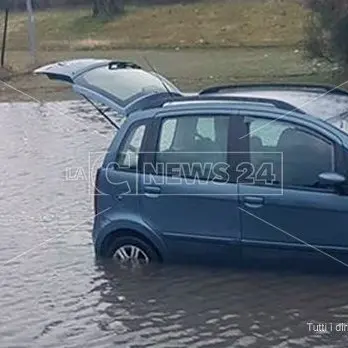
3, 0, 306, 51
1, 0, 343, 103
0, 47, 340, 103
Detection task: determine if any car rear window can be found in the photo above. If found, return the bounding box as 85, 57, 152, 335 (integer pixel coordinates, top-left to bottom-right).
75, 67, 175, 105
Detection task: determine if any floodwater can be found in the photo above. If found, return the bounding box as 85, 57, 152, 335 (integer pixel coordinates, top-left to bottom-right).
1, 100, 348, 348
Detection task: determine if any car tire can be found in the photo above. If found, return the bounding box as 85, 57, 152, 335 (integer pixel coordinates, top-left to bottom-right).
107, 236, 159, 265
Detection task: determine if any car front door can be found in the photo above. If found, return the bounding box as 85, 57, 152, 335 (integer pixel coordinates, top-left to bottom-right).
139, 110, 242, 264
237, 112, 348, 266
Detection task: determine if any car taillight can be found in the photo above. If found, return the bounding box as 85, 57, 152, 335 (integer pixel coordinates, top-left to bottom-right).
94, 168, 101, 215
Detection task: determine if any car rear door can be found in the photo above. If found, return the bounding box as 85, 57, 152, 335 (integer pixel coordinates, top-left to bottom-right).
138, 109, 243, 264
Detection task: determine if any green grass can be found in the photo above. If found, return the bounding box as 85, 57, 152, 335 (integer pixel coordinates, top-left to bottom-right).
1, 47, 342, 104
2, 0, 308, 51
1, 0, 343, 103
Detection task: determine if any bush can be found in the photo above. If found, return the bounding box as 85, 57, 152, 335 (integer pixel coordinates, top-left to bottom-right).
305, 0, 348, 68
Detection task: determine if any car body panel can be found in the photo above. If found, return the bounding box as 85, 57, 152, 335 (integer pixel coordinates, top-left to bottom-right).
34, 59, 110, 82
92, 213, 168, 260
139, 173, 241, 263
239, 184, 348, 248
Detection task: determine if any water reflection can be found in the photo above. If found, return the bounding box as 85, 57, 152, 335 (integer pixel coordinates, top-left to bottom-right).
93, 261, 348, 348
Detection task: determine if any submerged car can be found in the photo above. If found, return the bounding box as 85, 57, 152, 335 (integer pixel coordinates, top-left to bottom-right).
35, 59, 348, 268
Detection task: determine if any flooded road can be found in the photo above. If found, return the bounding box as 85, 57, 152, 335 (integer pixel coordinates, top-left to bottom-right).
1, 101, 348, 348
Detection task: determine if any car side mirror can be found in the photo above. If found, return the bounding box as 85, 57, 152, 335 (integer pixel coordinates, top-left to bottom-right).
318, 172, 346, 188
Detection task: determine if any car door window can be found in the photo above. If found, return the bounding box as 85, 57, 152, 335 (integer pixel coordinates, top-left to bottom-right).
116, 123, 146, 170
159, 118, 177, 152
155, 115, 230, 181
197, 117, 216, 141
243, 117, 334, 189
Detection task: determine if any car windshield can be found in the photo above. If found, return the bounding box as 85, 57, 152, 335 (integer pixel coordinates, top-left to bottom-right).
75, 66, 177, 105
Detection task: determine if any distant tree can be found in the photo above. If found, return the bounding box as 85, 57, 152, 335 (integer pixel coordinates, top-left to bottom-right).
305, 0, 348, 68
92, 0, 124, 17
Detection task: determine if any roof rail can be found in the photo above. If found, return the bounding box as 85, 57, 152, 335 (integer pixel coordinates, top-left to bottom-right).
139, 94, 306, 114
200, 83, 348, 96
108, 61, 142, 70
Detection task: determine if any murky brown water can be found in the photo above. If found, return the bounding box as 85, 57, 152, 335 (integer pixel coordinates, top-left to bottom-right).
1, 100, 348, 348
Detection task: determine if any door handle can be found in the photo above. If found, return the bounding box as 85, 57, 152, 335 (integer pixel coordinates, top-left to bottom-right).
242, 196, 264, 208
144, 186, 161, 197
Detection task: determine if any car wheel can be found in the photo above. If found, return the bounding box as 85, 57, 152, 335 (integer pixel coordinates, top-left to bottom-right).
108, 236, 159, 266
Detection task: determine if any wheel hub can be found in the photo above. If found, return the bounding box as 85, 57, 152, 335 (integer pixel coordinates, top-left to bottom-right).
113, 245, 150, 265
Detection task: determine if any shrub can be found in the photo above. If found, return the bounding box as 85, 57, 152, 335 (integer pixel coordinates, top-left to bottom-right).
304, 0, 348, 68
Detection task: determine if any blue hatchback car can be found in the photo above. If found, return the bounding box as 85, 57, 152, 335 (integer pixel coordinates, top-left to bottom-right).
36, 59, 348, 267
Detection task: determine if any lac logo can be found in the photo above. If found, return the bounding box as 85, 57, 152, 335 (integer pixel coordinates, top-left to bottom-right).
65, 167, 87, 181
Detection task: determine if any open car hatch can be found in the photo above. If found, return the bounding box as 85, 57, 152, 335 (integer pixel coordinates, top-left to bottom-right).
34, 59, 182, 119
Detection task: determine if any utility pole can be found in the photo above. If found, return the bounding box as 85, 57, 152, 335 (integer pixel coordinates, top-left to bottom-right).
26, 0, 37, 66
1, 8, 9, 67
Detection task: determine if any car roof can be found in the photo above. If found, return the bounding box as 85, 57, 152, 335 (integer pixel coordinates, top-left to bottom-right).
132, 97, 322, 128
199, 83, 348, 122
138, 92, 307, 115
